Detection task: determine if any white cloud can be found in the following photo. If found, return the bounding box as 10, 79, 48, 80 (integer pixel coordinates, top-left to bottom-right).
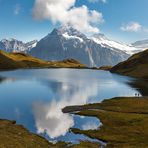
120, 22, 148, 33
14, 4, 21, 15
120, 22, 142, 32
32, 0, 104, 33
88, 0, 107, 3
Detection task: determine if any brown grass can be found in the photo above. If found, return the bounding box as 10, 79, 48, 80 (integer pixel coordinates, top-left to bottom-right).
111, 49, 148, 79
0, 50, 86, 70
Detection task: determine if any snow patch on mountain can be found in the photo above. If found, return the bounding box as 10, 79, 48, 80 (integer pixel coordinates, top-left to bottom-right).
25, 40, 38, 50
0, 39, 38, 53
2, 26, 146, 67
62, 32, 83, 43
91, 34, 140, 55
29, 26, 129, 67
132, 39, 148, 50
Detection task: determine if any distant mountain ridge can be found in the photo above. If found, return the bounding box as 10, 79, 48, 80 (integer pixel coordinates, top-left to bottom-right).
91, 34, 140, 55
0, 39, 37, 53
1, 26, 148, 67
29, 26, 129, 67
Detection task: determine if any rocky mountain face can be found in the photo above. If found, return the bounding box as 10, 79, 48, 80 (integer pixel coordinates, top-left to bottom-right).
91, 34, 140, 55
29, 26, 129, 67
0, 39, 37, 53
2, 26, 146, 67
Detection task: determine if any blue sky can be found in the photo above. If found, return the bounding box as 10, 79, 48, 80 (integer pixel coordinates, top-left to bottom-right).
0, 0, 148, 43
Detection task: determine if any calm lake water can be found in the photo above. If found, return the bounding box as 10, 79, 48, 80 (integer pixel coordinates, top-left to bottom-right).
0, 69, 142, 143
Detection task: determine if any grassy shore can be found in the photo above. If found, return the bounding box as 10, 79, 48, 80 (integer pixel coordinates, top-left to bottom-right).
0, 50, 87, 70
63, 97, 148, 147
1, 97, 148, 147
0, 119, 56, 148
0, 119, 101, 148
98, 66, 112, 71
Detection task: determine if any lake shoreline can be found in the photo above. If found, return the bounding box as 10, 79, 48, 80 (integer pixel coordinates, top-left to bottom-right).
1, 97, 148, 147
0, 66, 102, 72
0, 119, 56, 148
1, 67, 147, 147
0, 119, 101, 148
63, 97, 148, 147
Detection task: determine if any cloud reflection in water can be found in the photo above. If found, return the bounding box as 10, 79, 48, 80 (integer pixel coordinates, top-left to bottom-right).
0, 69, 141, 140
32, 81, 98, 138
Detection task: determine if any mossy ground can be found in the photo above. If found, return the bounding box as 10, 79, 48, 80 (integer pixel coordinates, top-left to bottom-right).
0, 119, 101, 148
65, 97, 148, 147
0, 119, 54, 148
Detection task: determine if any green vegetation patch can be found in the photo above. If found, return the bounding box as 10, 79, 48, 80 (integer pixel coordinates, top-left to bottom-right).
0, 119, 54, 148
0, 119, 101, 148
66, 97, 148, 147
111, 49, 148, 79
0, 50, 86, 70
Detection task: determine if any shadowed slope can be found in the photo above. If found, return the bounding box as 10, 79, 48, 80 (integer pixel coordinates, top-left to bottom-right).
111, 49, 148, 78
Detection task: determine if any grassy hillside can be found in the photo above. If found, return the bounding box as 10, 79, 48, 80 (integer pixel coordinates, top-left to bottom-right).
0, 50, 86, 70
0, 50, 50, 70
0, 119, 53, 148
110, 49, 148, 79
98, 66, 112, 71
48, 59, 86, 68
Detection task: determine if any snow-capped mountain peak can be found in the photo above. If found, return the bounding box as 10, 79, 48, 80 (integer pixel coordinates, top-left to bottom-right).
42, 26, 86, 45
29, 26, 129, 67
93, 33, 108, 41
91, 34, 140, 55
1, 26, 146, 67
62, 32, 84, 42
50, 26, 87, 40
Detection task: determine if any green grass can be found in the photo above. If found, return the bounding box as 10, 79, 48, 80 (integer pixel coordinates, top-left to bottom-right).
70, 141, 100, 148
0, 50, 49, 70
111, 49, 148, 79
65, 97, 148, 147
0, 50, 86, 70
48, 59, 86, 68
0, 119, 101, 148
0, 119, 55, 148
